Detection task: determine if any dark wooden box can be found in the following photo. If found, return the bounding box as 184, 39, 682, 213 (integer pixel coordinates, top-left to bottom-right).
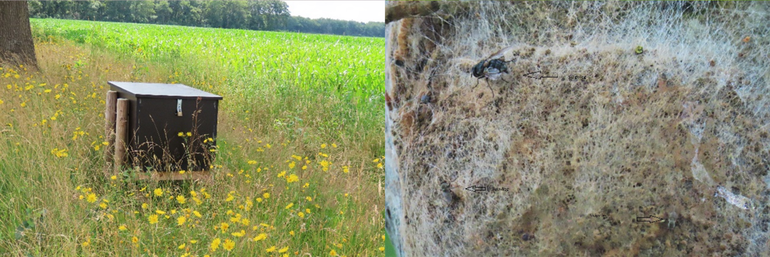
108, 81, 223, 171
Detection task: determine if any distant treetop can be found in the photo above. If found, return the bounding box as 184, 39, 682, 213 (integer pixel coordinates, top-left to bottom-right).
27, 0, 384, 38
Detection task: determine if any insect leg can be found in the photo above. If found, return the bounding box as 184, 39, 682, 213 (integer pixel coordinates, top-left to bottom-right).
486, 78, 495, 98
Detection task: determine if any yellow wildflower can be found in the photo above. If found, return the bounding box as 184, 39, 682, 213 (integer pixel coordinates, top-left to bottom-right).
380, 247, 385, 251
155, 210, 166, 215
224, 239, 235, 251
252, 233, 267, 241
298, 212, 305, 218
321, 143, 327, 148
285, 203, 294, 209
118, 225, 127, 231
177, 216, 186, 226
263, 193, 270, 199
277, 171, 286, 178
220, 222, 229, 233
210, 238, 221, 251
330, 249, 338, 256
148, 214, 159, 224
177, 195, 186, 204
232, 230, 245, 237
154, 188, 163, 197
287, 174, 299, 183
279, 246, 289, 253
86, 193, 97, 203
178, 243, 186, 249
193, 211, 202, 218
266, 246, 276, 253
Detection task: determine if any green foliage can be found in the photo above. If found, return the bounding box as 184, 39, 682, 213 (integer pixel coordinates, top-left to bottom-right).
26, 0, 385, 37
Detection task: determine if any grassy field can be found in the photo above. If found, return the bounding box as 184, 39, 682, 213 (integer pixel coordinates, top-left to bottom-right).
0, 19, 384, 256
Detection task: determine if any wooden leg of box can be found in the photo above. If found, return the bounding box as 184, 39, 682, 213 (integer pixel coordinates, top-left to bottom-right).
104, 91, 117, 176
114, 98, 128, 175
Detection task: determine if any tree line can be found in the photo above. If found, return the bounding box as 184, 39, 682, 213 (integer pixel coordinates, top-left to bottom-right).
27, 0, 385, 38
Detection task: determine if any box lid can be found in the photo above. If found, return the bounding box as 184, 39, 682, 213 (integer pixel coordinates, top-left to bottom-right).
108, 81, 223, 100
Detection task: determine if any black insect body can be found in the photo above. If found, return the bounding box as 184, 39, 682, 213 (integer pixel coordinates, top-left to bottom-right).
471, 45, 516, 97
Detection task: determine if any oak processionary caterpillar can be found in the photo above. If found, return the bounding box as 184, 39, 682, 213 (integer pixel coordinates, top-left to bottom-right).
715, 186, 751, 210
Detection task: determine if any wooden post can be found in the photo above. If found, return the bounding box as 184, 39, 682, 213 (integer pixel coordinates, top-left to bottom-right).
114, 98, 129, 174
104, 91, 117, 166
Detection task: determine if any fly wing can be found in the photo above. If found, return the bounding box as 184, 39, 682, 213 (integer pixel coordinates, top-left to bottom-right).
487, 45, 517, 61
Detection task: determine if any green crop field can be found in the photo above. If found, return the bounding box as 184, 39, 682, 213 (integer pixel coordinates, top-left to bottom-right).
0, 19, 385, 256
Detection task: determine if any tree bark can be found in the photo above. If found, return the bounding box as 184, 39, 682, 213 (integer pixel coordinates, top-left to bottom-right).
0, 1, 38, 68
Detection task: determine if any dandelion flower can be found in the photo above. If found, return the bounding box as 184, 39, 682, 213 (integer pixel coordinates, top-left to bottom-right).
86, 193, 97, 203
118, 225, 127, 231
277, 171, 286, 178
256, 198, 263, 203
110, 175, 117, 180
177, 216, 186, 226
266, 246, 276, 253
279, 246, 289, 253
178, 243, 186, 249
232, 230, 245, 237
177, 132, 184, 137
343, 166, 349, 173
223, 239, 235, 251
210, 238, 221, 251
332, 143, 337, 148
155, 210, 166, 215
141, 203, 148, 209
330, 249, 338, 256
379, 247, 385, 251
285, 203, 294, 209
263, 193, 270, 199
154, 188, 163, 197
321, 143, 327, 149
132, 236, 138, 244
252, 233, 267, 241
298, 212, 305, 218
306, 196, 312, 202
186, 132, 192, 137
220, 222, 229, 233
193, 211, 202, 218
148, 214, 159, 224
286, 174, 299, 183
177, 195, 186, 204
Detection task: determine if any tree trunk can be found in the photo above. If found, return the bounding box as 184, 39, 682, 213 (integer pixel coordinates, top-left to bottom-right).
0, 1, 38, 68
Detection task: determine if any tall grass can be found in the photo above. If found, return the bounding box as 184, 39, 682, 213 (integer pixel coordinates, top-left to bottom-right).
1, 19, 384, 256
